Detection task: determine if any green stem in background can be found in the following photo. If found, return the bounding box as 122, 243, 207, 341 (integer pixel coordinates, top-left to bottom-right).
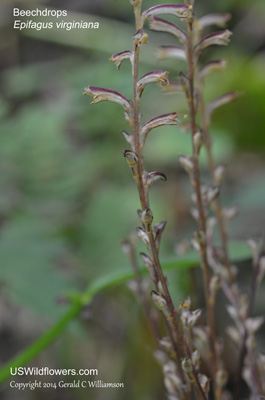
0, 302, 82, 385
0, 256, 199, 385
186, 17, 218, 397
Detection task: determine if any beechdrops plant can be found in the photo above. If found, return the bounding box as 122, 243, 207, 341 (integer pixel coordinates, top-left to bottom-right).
84, 1, 265, 400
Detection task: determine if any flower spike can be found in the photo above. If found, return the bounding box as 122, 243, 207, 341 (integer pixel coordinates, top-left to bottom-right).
83, 86, 133, 111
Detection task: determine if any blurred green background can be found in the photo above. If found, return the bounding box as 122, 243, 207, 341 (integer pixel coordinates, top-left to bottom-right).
0, 0, 264, 399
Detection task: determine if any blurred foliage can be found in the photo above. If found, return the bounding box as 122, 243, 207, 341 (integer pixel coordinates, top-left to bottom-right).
0, 0, 264, 318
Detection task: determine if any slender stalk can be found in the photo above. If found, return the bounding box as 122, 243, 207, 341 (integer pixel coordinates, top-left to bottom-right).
127, 241, 162, 342
131, 6, 207, 400
186, 18, 218, 397
197, 77, 232, 282
234, 255, 261, 400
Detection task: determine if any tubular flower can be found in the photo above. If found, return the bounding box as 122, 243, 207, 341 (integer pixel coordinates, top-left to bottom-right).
194, 30, 232, 56
149, 17, 187, 45
83, 86, 133, 111
137, 70, 169, 97
109, 50, 134, 70
142, 4, 193, 21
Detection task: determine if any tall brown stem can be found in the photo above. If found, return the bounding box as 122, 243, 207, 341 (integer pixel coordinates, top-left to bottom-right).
186, 19, 218, 398
131, 6, 207, 400
197, 78, 232, 282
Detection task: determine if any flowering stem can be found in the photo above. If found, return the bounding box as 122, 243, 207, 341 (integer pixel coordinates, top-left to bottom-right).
131, 6, 207, 400
186, 19, 218, 397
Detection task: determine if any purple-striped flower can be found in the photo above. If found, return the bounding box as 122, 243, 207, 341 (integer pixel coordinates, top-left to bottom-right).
140, 112, 182, 137
123, 149, 138, 167
109, 50, 134, 70
137, 70, 169, 96
146, 172, 167, 188
83, 86, 133, 111
142, 4, 193, 21
149, 17, 187, 45
194, 30, 232, 56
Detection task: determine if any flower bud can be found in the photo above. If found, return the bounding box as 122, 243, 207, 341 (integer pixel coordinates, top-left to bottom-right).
123, 149, 138, 179
151, 290, 171, 319
193, 131, 204, 154
141, 207, 153, 232
181, 358, 194, 381
192, 230, 206, 253
214, 164, 226, 185
199, 374, 210, 396
154, 220, 167, 249
136, 227, 150, 246
133, 29, 148, 46
179, 155, 194, 173
181, 309, 202, 328
146, 172, 167, 188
